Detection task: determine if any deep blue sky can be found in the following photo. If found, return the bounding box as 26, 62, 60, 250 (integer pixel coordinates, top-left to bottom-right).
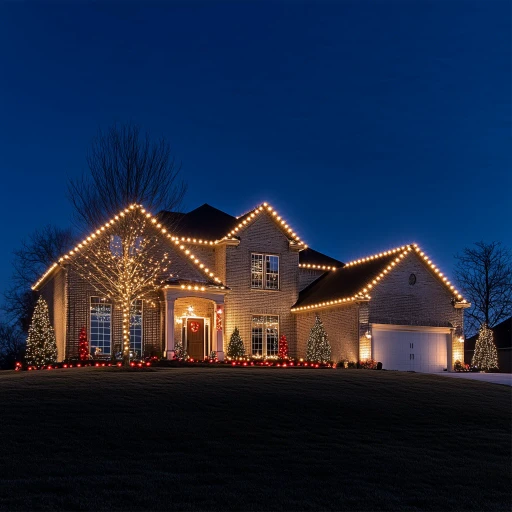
0, 0, 510, 305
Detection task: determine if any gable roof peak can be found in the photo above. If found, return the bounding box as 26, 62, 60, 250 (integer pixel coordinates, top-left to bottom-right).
32, 203, 227, 291
292, 242, 468, 312
226, 201, 306, 247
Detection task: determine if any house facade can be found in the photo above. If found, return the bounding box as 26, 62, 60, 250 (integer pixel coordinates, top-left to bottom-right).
33, 202, 469, 372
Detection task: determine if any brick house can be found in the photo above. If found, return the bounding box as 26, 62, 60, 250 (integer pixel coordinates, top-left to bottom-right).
33, 202, 470, 372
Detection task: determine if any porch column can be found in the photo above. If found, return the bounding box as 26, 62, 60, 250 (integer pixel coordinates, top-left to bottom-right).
165, 297, 175, 359
215, 301, 225, 361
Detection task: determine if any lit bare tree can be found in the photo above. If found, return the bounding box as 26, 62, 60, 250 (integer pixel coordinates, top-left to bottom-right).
68, 122, 186, 231
455, 241, 512, 337
70, 205, 170, 363
2, 225, 75, 332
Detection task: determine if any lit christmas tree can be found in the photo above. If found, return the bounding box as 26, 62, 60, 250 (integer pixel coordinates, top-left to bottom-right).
278, 334, 289, 359
174, 340, 187, 360
25, 296, 58, 366
227, 327, 246, 359
78, 327, 89, 361
472, 323, 499, 371
306, 315, 331, 363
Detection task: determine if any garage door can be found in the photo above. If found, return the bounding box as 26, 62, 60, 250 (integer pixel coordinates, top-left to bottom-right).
372, 326, 449, 372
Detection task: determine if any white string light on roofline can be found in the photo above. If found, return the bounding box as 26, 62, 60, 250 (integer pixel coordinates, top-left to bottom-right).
32, 204, 226, 290
291, 243, 467, 312
221, 203, 307, 247
298, 264, 337, 271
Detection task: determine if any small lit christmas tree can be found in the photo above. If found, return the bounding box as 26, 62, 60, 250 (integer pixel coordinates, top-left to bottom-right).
306, 314, 331, 363
25, 296, 58, 366
227, 327, 246, 359
278, 334, 289, 359
472, 323, 499, 371
174, 340, 187, 360
78, 327, 89, 361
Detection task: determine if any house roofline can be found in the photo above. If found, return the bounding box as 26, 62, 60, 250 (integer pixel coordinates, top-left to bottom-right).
291, 243, 469, 312
32, 203, 227, 291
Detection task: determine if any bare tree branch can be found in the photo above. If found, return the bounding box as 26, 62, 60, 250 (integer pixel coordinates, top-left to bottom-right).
0, 322, 25, 369
455, 241, 512, 336
2, 226, 75, 332
68, 123, 186, 232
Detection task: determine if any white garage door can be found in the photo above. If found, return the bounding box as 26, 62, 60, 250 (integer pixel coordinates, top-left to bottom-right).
372, 326, 449, 373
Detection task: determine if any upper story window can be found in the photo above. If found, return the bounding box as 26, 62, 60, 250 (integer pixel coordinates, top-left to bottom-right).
251, 253, 279, 289
109, 235, 144, 257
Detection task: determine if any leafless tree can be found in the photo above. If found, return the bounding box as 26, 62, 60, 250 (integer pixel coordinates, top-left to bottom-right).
68, 123, 186, 231
0, 322, 25, 369
455, 241, 512, 337
70, 205, 171, 363
2, 225, 75, 332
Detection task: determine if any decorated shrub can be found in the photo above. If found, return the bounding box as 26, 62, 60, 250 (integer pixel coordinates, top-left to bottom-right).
305, 315, 331, 363
227, 327, 246, 359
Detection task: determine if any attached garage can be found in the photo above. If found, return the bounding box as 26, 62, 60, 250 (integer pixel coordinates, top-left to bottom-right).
372, 325, 451, 373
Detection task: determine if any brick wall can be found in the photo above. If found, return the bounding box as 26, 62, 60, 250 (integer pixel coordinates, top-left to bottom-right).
183, 245, 216, 273
296, 305, 359, 362
298, 268, 326, 291
223, 213, 300, 357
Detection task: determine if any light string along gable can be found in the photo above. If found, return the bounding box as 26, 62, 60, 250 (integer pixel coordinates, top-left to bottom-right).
292, 244, 468, 312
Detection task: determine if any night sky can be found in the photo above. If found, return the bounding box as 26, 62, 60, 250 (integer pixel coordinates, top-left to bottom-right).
0, 0, 510, 309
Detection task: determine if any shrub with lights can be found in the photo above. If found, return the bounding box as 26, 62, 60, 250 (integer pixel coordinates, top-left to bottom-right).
278, 334, 289, 359
25, 296, 58, 367
472, 323, 499, 371
359, 358, 377, 369
227, 327, 246, 359
305, 315, 331, 363
453, 360, 469, 372
78, 327, 89, 361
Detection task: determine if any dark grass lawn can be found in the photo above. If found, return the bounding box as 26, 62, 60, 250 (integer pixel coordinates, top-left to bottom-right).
0, 368, 510, 511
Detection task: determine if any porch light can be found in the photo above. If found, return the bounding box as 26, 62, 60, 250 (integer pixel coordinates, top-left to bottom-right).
365, 329, 372, 339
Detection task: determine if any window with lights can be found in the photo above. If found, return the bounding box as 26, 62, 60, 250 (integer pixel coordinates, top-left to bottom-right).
251, 253, 279, 289
251, 315, 279, 356
130, 300, 143, 359
90, 297, 112, 357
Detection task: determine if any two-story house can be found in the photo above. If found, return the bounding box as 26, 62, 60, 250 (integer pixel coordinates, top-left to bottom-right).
33, 202, 469, 372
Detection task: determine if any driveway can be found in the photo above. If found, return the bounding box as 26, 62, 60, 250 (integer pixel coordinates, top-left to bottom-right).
430, 372, 512, 386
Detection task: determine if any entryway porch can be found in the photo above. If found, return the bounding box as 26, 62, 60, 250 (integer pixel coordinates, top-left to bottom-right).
163, 287, 227, 361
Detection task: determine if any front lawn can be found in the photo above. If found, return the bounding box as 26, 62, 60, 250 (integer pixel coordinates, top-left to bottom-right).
0, 368, 510, 511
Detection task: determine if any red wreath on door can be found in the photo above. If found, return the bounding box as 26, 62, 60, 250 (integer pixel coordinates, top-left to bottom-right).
189, 321, 200, 333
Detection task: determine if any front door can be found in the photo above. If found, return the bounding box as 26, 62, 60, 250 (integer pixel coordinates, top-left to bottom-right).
187, 318, 205, 360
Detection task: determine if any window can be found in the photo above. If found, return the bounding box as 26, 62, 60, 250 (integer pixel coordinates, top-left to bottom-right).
90, 297, 112, 357
251, 254, 263, 288
251, 315, 279, 356
130, 300, 143, 359
251, 253, 279, 289
109, 235, 143, 257
110, 235, 123, 257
